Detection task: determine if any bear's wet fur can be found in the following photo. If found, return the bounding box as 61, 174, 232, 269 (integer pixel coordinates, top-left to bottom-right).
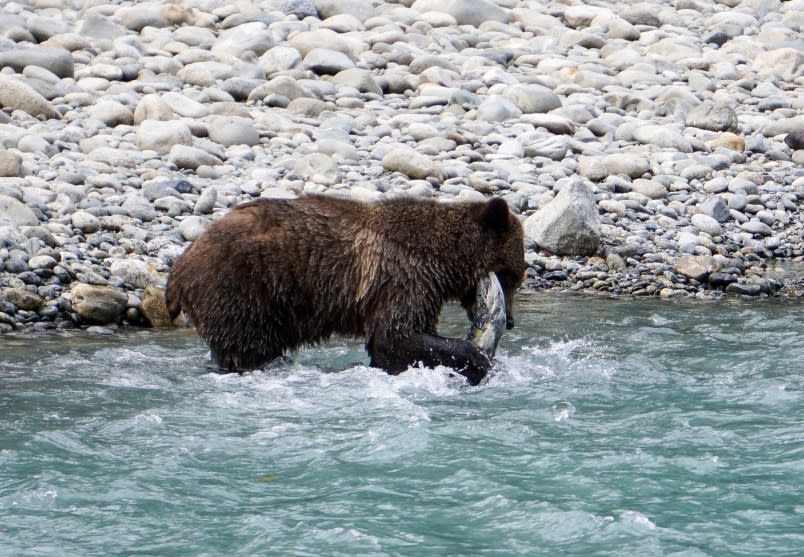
165, 195, 527, 384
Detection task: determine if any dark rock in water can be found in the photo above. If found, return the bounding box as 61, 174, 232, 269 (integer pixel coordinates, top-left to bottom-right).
544, 270, 569, 281
784, 131, 804, 150
725, 283, 761, 296
708, 272, 737, 289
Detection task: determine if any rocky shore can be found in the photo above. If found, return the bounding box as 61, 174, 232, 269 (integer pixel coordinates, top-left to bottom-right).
0, 0, 802, 334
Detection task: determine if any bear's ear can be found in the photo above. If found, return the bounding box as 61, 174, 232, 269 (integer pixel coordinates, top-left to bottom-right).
479, 197, 511, 233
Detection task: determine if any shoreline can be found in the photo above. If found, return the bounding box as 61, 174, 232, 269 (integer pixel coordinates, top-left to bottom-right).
1, 0, 803, 336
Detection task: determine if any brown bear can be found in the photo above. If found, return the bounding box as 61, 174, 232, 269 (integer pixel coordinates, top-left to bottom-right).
165, 195, 526, 385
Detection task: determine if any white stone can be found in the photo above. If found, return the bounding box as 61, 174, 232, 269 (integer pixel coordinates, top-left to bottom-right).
136, 120, 192, 154
524, 179, 601, 256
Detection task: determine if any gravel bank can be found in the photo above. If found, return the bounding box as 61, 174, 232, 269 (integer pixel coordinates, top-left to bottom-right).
0, 0, 802, 334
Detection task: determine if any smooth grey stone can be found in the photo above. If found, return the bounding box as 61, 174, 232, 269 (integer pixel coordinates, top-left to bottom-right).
0, 46, 74, 79
212, 22, 275, 59
118, 6, 168, 31
303, 48, 355, 75
0, 194, 38, 227
699, 196, 730, 223
691, 213, 722, 236
524, 179, 601, 256
121, 196, 157, 222
70, 283, 128, 324
79, 13, 131, 50
0, 76, 57, 119
740, 221, 773, 236
503, 84, 561, 114
686, 101, 739, 132
725, 283, 761, 296
136, 120, 192, 154
178, 216, 209, 242
194, 188, 217, 215
168, 145, 223, 170
315, 0, 375, 22
448, 0, 509, 26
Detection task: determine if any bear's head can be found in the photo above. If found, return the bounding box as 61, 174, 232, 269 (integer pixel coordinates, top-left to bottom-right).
465, 198, 528, 329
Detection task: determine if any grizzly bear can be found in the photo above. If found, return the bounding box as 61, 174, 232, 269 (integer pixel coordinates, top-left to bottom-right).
165, 195, 526, 385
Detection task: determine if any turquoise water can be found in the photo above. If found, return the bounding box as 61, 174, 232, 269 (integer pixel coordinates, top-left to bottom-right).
1, 295, 802, 556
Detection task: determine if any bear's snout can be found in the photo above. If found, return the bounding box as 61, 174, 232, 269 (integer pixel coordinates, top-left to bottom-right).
506, 315, 515, 330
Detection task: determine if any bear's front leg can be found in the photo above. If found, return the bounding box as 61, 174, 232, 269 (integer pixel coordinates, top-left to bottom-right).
368, 333, 492, 386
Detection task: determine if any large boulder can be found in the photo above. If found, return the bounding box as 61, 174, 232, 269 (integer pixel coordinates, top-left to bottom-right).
69, 284, 128, 324
524, 180, 601, 256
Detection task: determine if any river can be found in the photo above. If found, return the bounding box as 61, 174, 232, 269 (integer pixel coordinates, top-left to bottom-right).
1, 294, 802, 556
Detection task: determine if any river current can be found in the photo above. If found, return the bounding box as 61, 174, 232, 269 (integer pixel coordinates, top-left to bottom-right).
1, 294, 802, 556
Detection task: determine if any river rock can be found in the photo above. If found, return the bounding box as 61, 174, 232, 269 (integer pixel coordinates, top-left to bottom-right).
631, 179, 668, 200
0, 46, 74, 79
754, 48, 804, 81
686, 101, 739, 132
212, 22, 274, 59
90, 100, 134, 127
136, 120, 192, 154
110, 259, 163, 289
332, 68, 382, 95
476, 95, 522, 122
70, 283, 128, 324
315, 0, 375, 22
691, 213, 723, 236
194, 187, 217, 215
161, 92, 209, 119
448, 0, 509, 26
139, 285, 174, 328
168, 145, 223, 170
699, 196, 730, 223
784, 131, 804, 151
603, 153, 650, 178
134, 94, 174, 123
79, 13, 130, 50
3, 288, 44, 311
0, 76, 57, 119
121, 196, 157, 222
632, 125, 692, 152
524, 179, 601, 256
709, 133, 745, 151
117, 5, 167, 31
0, 150, 21, 177
208, 116, 260, 147
382, 146, 439, 180
674, 255, 718, 282
503, 84, 561, 114
303, 48, 355, 75
740, 220, 773, 237
0, 194, 38, 227
178, 215, 209, 241
71, 210, 101, 233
